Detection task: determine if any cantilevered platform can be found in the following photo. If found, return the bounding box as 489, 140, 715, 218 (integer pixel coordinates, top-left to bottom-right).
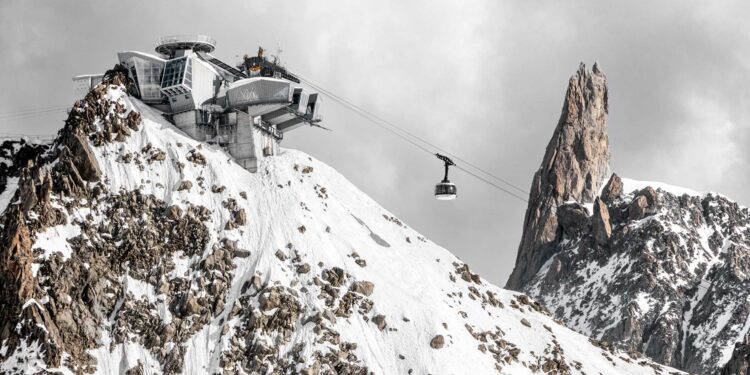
155, 34, 216, 57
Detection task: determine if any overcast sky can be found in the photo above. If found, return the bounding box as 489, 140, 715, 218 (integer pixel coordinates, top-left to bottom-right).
1, 1, 748, 286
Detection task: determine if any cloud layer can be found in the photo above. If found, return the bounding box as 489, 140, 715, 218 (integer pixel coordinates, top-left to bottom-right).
1, 0, 748, 285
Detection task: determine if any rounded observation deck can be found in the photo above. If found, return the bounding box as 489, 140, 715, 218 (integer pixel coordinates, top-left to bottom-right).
155, 34, 216, 56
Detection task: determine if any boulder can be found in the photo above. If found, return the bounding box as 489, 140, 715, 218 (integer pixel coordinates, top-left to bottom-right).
628, 196, 649, 221
185, 295, 200, 315
249, 275, 262, 291
430, 335, 445, 349
233, 249, 251, 258
372, 314, 387, 331
557, 203, 590, 237
350, 281, 375, 296
64, 132, 101, 181
234, 209, 247, 226
601, 173, 623, 204
638, 186, 658, 210
167, 205, 182, 220
296, 263, 311, 274
259, 289, 281, 311
323, 267, 345, 287
592, 197, 612, 246
275, 249, 286, 261
177, 180, 193, 192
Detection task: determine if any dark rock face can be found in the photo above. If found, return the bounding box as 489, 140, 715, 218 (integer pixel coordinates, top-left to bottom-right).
591, 197, 611, 246
722, 338, 750, 375
557, 203, 590, 238
506, 62, 610, 290
519, 183, 750, 374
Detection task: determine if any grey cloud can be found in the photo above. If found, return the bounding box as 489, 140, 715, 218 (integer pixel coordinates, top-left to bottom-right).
1, 0, 748, 285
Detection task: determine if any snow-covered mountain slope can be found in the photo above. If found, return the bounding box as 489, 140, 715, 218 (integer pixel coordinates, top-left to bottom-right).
518, 173, 750, 374
0, 80, 685, 374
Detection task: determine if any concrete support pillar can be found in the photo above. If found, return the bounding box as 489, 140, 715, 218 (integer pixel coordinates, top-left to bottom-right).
227, 110, 258, 172
172, 110, 207, 141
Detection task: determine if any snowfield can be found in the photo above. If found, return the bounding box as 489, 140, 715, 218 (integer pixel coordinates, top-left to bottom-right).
0, 86, 684, 374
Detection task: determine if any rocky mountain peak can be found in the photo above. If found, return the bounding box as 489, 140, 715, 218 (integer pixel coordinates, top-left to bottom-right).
504, 63, 750, 374
506, 62, 610, 290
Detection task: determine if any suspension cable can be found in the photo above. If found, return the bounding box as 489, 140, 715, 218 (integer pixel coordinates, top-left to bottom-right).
0, 105, 68, 117
288, 71, 529, 202
0, 106, 69, 124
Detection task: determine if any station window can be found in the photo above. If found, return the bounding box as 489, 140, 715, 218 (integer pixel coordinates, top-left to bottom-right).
162, 57, 188, 88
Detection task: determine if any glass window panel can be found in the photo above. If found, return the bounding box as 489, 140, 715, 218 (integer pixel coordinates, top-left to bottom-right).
162, 57, 187, 88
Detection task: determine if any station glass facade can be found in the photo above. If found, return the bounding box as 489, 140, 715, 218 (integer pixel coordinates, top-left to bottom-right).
119, 53, 165, 103
162, 57, 190, 88
136, 60, 164, 102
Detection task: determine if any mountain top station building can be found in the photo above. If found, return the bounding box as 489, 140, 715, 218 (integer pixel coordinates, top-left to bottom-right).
72, 34, 321, 172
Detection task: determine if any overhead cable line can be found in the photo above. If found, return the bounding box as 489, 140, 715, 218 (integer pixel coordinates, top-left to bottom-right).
289, 71, 529, 203
0, 111, 67, 122
292, 73, 528, 195
0, 105, 69, 118
0, 106, 69, 123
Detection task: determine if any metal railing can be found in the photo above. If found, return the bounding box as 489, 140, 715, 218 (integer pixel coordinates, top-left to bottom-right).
157, 34, 215, 47
155, 35, 216, 55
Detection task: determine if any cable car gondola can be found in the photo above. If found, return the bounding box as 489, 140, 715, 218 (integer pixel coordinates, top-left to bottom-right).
434, 153, 457, 200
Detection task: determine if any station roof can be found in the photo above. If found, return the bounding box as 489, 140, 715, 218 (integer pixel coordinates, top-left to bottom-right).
155, 34, 216, 56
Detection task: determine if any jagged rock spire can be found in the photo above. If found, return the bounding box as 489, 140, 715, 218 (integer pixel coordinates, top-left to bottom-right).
506, 62, 610, 290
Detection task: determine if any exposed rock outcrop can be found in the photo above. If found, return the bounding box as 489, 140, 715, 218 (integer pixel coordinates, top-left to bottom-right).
0, 69, 147, 371
722, 336, 750, 375
0, 139, 50, 201
508, 64, 750, 374
591, 197, 611, 246
506, 62, 610, 290
519, 181, 750, 374
600, 173, 623, 204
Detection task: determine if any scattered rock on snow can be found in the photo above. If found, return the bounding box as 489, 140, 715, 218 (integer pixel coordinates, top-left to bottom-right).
372, 314, 387, 331
297, 263, 311, 274
177, 180, 193, 191
351, 281, 375, 296
430, 335, 445, 349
